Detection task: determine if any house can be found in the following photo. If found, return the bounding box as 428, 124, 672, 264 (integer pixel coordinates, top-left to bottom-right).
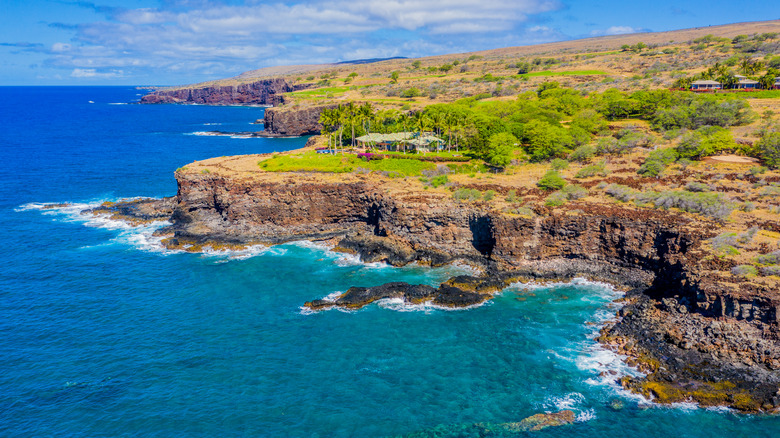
736, 78, 760, 89
691, 80, 722, 91
775, 77, 780, 90
356, 132, 443, 152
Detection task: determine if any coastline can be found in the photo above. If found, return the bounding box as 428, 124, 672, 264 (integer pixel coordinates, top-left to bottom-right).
76, 150, 780, 413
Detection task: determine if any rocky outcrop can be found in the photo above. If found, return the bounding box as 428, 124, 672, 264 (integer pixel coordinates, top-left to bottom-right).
263, 104, 338, 136
140, 79, 300, 105
94, 169, 780, 412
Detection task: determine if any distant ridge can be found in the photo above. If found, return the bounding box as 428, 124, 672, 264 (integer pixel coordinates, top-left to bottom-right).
162, 19, 780, 90
336, 57, 408, 65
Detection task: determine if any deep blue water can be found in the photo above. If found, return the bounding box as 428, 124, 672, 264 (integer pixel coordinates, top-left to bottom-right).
1, 86, 779, 437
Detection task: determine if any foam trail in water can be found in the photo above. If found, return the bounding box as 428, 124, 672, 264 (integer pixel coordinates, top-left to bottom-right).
18, 200, 175, 254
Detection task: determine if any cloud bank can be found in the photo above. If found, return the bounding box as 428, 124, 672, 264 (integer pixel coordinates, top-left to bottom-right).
29, 0, 566, 82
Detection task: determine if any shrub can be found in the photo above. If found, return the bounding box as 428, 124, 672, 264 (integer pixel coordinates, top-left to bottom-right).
755, 132, 780, 168
749, 166, 768, 176
575, 161, 608, 178
732, 265, 758, 277
605, 184, 636, 202
569, 144, 596, 163
647, 191, 736, 220
430, 175, 449, 188
453, 188, 483, 201
550, 158, 569, 170
506, 190, 520, 203
400, 87, 422, 98
638, 148, 679, 177
760, 265, 780, 276
685, 181, 710, 192
483, 190, 496, 201
756, 250, 780, 265
537, 171, 567, 191
545, 191, 569, 207
561, 184, 588, 200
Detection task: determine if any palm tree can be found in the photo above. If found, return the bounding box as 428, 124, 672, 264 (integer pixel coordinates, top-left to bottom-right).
410, 111, 429, 153
740, 57, 755, 75
343, 102, 360, 148
429, 110, 445, 138
444, 112, 457, 151
319, 108, 337, 152
717, 72, 738, 90
359, 102, 374, 136
759, 73, 777, 90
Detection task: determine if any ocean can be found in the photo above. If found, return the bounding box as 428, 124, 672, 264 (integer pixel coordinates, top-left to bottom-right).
1, 86, 778, 437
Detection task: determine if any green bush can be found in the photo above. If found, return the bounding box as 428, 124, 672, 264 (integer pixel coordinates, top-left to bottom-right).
545, 191, 569, 206
561, 184, 588, 200
732, 265, 758, 277
755, 132, 780, 168
575, 161, 608, 178
550, 158, 569, 170
536, 170, 567, 191
483, 190, 496, 201
685, 181, 710, 192
453, 188, 483, 201
757, 250, 780, 265
506, 190, 520, 203
605, 185, 736, 220
638, 148, 679, 177
569, 144, 596, 162
430, 175, 449, 188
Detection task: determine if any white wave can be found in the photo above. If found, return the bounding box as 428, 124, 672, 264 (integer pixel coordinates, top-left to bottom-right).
200, 244, 270, 262
545, 392, 585, 411
203, 123, 223, 126
376, 297, 491, 313
108, 102, 127, 105
576, 408, 597, 422
17, 200, 175, 254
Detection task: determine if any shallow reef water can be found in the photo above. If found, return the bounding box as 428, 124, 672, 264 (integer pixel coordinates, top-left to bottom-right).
1, 87, 779, 437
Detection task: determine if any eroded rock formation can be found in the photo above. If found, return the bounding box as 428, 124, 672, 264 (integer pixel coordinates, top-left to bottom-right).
90, 169, 780, 412
140, 79, 298, 105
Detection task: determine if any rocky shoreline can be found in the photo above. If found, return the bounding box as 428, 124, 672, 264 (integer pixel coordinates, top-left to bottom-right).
80, 167, 780, 413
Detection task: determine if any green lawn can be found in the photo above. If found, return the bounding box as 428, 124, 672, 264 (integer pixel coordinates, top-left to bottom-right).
258, 151, 435, 176
518, 70, 609, 78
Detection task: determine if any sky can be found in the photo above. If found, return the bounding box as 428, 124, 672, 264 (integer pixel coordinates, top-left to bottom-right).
1, 0, 778, 86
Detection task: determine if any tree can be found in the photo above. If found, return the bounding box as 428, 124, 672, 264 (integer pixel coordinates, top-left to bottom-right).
485, 133, 517, 167
412, 60, 421, 69
756, 132, 780, 168
390, 71, 400, 83
536, 171, 567, 191
516, 62, 532, 74
359, 102, 374, 137
759, 73, 777, 90
343, 102, 360, 148
536, 81, 560, 98
524, 120, 572, 162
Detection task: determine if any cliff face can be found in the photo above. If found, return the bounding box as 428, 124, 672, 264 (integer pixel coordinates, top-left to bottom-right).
105, 168, 780, 411
140, 79, 297, 105
263, 104, 336, 136
167, 172, 699, 280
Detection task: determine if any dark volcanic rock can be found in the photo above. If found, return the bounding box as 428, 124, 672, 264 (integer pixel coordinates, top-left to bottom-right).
263, 104, 338, 136
433, 285, 489, 307
158, 169, 780, 411
140, 79, 297, 105
86, 197, 176, 224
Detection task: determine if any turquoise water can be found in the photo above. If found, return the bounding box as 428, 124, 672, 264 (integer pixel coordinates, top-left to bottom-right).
1, 87, 778, 437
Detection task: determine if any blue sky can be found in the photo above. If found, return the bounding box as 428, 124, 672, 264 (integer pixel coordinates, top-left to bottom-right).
1, 0, 778, 85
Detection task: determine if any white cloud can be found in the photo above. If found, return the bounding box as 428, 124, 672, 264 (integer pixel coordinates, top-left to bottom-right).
70, 68, 125, 78
590, 25, 649, 36
39, 0, 566, 82
51, 43, 71, 52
